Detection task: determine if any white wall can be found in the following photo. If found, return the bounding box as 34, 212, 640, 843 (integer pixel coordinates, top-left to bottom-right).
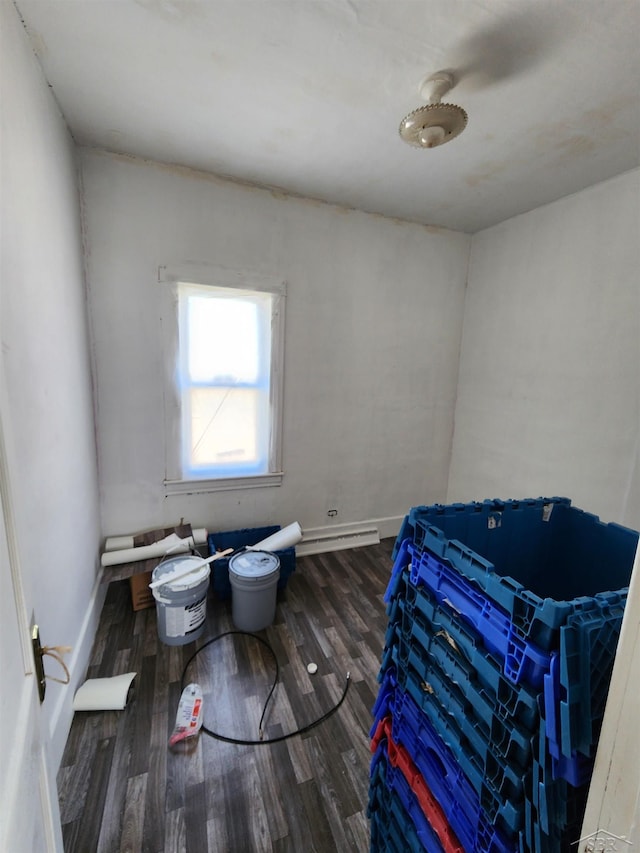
80, 149, 470, 537
1, 2, 102, 769
448, 169, 640, 529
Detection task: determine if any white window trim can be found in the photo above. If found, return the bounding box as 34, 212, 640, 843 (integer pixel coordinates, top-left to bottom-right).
158, 263, 286, 494
163, 473, 284, 495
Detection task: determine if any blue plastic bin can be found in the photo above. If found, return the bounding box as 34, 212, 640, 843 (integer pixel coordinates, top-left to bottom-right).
408, 542, 551, 688
520, 720, 590, 853
369, 750, 445, 853
374, 664, 524, 838
399, 577, 541, 729
378, 498, 637, 850
371, 742, 452, 852
387, 616, 534, 769
395, 497, 637, 651
557, 594, 626, 758
383, 633, 527, 799
371, 677, 515, 853
369, 782, 444, 853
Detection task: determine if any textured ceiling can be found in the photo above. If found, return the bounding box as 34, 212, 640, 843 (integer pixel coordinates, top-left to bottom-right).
15, 0, 640, 232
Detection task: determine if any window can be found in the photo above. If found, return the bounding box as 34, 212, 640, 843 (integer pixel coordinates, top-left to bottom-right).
159, 265, 285, 493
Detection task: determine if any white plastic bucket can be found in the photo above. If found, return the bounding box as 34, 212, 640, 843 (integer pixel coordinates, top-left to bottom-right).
229, 550, 280, 631
151, 555, 210, 646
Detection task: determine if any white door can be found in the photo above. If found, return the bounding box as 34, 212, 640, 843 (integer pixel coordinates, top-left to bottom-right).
0, 400, 63, 852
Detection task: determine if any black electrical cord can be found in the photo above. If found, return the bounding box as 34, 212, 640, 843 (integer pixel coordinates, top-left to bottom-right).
180, 630, 351, 745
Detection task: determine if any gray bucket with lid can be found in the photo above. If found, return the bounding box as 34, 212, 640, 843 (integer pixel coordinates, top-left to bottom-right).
229, 550, 280, 631
151, 555, 210, 646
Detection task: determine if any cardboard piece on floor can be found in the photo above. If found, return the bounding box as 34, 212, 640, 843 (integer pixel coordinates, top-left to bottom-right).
73, 672, 136, 711
130, 571, 154, 611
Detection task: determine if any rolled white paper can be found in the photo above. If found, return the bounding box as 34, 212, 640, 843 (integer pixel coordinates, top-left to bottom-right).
193, 528, 208, 546
73, 672, 136, 711
104, 535, 135, 552
249, 522, 302, 553
100, 534, 195, 567
104, 527, 208, 552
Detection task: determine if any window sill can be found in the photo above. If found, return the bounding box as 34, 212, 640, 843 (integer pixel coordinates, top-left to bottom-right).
164, 473, 284, 496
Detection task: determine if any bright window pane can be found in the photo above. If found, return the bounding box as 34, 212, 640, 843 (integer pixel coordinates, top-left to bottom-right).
189, 387, 268, 470
187, 295, 260, 383
176, 280, 281, 481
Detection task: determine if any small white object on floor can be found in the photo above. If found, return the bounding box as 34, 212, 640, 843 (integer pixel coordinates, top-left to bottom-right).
307, 662, 318, 674
72, 672, 136, 711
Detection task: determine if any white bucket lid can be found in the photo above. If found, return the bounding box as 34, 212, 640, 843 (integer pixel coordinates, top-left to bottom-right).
152, 555, 210, 591
229, 550, 280, 581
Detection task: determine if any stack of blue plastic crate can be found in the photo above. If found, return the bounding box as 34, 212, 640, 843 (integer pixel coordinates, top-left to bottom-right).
368, 497, 638, 853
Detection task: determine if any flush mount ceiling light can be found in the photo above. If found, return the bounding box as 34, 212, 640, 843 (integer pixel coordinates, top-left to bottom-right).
399, 71, 468, 149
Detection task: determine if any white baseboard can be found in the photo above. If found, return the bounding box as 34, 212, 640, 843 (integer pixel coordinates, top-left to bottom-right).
376, 515, 405, 541
48, 567, 107, 771
296, 515, 403, 556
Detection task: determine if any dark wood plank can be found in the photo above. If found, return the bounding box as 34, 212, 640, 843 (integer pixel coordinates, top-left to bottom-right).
184, 782, 208, 853
120, 773, 148, 852
164, 681, 188, 813
163, 808, 186, 853
57, 718, 100, 822
128, 653, 156, 777
294, 777, 338, 853
141, 711, 167, 853
71, 736, 115, 853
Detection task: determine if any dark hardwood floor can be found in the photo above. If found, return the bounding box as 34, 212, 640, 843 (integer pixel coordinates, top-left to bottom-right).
57, 541, 394, 852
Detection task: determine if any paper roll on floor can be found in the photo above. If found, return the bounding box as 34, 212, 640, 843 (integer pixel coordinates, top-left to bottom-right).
100, 533, 195, 567
250, 522, 302, 552
104, 535, 136, 552
73, 672, 137, 711
104, 527, 208, 553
